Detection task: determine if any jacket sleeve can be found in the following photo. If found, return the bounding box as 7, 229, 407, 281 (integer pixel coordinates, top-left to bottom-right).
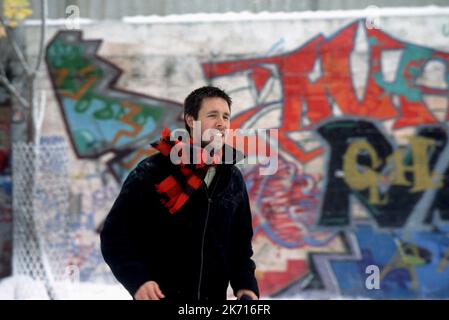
100, 161, 155, 297
229, 171, 260, 298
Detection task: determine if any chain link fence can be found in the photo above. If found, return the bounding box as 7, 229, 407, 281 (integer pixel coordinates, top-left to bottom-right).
12, 139, 71, 299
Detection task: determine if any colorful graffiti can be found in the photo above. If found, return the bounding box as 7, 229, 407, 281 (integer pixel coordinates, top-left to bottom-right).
45, 31, 185, 183
0, 172, 12, 279
45, 31, 187, 282
33, 135, 119, 282
67, 169, 121, 282
45, 19, 449, 298
0, 108, 11, 175
0, 106, 12, 279
203, 19, 449, 298
317, 119, 449, 228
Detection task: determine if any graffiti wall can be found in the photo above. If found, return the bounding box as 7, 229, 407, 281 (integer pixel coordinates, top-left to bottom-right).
0, 105, 12, 279
36, 11, 449, 298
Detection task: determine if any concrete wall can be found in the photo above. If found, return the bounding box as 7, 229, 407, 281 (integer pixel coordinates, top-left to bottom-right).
24, 8, 449, 298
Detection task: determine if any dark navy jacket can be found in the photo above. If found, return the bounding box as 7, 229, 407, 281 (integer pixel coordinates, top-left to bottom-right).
100, 146, 259, 301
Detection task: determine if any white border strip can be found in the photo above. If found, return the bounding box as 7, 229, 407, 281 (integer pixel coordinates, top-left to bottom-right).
24, 6, 449, 26
25, 18, 94, 26
123, 6, 449, 24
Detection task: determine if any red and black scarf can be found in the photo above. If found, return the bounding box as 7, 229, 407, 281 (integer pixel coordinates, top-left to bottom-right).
150, 128, 222, 214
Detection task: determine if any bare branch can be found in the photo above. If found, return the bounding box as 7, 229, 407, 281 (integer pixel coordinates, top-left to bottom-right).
0, 66, 30, 109
34, 0, 47, 74
0, 15, 32, 77
33, 90, 46, 145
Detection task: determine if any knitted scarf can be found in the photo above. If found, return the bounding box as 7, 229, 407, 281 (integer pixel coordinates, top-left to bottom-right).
150, 127, 221, 214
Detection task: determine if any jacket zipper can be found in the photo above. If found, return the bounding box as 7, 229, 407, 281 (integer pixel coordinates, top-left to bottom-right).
197, 171, 221, 300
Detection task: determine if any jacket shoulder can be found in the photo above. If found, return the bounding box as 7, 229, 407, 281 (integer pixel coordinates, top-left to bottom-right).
128, 152, 168, 183
229, 165, 244, 178
228, 165, 248, 191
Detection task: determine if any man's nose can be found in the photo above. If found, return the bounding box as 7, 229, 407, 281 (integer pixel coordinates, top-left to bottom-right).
216, 117, 225, 128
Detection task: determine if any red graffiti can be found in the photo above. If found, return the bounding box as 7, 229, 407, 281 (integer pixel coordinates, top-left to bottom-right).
0, 149, 8, 173
203, 21, 449, 164
245, 157, 322, 248
203, 20, 449, 296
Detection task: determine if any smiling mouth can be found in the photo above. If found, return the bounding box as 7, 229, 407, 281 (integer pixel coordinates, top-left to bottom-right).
213, 130, 225, 138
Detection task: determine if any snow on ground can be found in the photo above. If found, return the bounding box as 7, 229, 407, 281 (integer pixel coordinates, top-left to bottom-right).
0, 276, 367, 300
0, 276, 131, 300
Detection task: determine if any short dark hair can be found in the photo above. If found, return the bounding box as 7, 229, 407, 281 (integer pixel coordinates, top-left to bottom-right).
184, 86, 232, 133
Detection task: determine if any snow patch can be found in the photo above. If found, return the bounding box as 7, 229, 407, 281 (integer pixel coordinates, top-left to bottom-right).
122, 6, 449, 24
0, 276, 131, 300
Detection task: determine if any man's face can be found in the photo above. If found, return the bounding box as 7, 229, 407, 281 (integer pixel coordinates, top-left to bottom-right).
186, 97, 231, 147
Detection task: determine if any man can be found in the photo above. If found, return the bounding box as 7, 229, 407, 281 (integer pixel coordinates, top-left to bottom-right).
100, 86, 259, 301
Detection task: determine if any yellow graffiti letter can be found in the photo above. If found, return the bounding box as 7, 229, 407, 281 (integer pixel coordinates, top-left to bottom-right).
391, 136, 442, 192
343, 140, 385, 204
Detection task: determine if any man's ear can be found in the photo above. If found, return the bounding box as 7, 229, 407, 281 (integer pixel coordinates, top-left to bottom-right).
185, 114, 194, 130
